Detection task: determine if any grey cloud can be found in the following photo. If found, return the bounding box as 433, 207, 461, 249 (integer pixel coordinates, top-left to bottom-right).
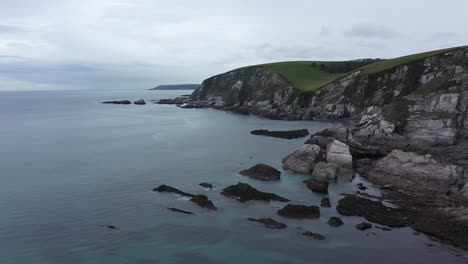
344, 24, 398, 39
0, 24, 23, 34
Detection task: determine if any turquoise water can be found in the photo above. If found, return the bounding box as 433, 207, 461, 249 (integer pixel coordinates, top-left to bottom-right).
0, 90, 465, 264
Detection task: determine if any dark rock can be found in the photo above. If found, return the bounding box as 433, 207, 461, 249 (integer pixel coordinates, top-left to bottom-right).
302, 231, 326, 240
106, 225, 118, 229
101, 100, 131, 105
134, 99, 146, 105
305, 135, 334, 148
353, 158, 375, 177
247, 218, 287, 229
153, 184, 194, 197
356, 183, 367, 191
251, 129, 309, 139
239, 164, 281, 181
190, 195, 217, 210
277, 204, 320, 219
321, 197, 331, 208
304, 178, 329, 193
375, 226, 391, 231
355, 222, 372, 231
336, 195, 408, 227
199, 183, 214, 189
168, 208, 194, 215
328, 217, 344, 227
221, 183, 289, 203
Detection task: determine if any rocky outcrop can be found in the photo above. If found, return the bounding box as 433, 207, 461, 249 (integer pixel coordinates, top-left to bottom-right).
251, 129, 309, 139
190, 195, 217, 210
168, 208, 194, 215
101, 100, 131, 105
355, 222, 372, 231
199, 183, 214, 189
328, 217, 344, 227
282, 144, 322, 174
134, 99, 146, 105
311, 162, 338, 181
221, 183, 289, 202
247, 218, 287, 229
239, 164, 281, 181
153, 184, 194, 197
321, 197, 331, 208
326, 140, 353, 168
277, 204, 320, 219
303, 178, 329, 193
302, 231, 326, 240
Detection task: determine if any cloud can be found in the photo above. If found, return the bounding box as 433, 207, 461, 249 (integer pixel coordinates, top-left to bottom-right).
344, 24, 398, 39
0, 24, 23, 34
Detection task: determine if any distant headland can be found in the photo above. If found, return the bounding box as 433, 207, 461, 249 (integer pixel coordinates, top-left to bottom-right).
150, 84, 199, 90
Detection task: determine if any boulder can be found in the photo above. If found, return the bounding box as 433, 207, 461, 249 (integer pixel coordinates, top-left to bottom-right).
247, 218, 287, 229
221, 183, 289, 203
355, 222, 372, 231
134, 99, 146, 105
199, 183, 214, 189
282, 144, 322, 174
190, 195, 217, 210
326, 140, 353, 168
303, 178, 329, 193
153, 184, 194, 197
277, 204, 320, 219
239, 164, 281, 181
302, 231, 326, 240
367, 150, 464, 192
320, 197, 331, 208
312, 162, 338, 181
251, 129, 309, 139
168, 208, 194, 215
327, 217, 344, 227
101, 100, 131, 105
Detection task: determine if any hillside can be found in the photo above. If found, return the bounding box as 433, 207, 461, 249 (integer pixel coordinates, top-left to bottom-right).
150, 84, 199, 90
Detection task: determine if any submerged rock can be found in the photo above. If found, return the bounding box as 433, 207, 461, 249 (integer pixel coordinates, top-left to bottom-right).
302, 231, 326, 240
277, 204, 320, 219
328, 217, 344, 227
303, 178, 329, 193
199, 183, 214, 189
190, 195, 217, 210
312, 162, 338, 181
355, 222, 372, 231
168, 208, 194, 215
251, 129, 309, 139
321, 197, 332, 208
239, 164, 281, 181
247, 218, 287, 229
134, 99, 146, 105
153, 184, 194, 197
221, 183, 289, 203
101, 100, 131, 105
282, 144, 322, 174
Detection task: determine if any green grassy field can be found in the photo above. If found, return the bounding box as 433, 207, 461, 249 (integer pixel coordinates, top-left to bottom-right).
261, 46, 467, 92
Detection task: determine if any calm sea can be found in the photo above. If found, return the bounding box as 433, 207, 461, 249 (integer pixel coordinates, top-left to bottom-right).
0, 90, 465, 264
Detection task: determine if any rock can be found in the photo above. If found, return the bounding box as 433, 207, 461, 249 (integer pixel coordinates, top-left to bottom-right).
199, 183, 214, 189
367, 150, 464, 193
277, 204, 320, 219
302, 231, 326, 240
251, 129, 309, 139
221, 183, 289, 203
326, 140, 353, 168
304, 135, 334, 148
336, 195, 407, 227
311, 162, 338, 181
239, 164, 281, 181
153, 184, 194, 197
134, 99, 146, 105
375, 226, 391, 231
101, 100, 131, 105
247, 218, 287, 229
282, 144, 322, 174
353, 158, 375, 177
106, 225, 118, 230
321, 197, 331, 208
303, 178, 329, 193
168, 208, 194, 215
356, 222, 372, 231
190, 195, 217, 210
328, 217, 344, 227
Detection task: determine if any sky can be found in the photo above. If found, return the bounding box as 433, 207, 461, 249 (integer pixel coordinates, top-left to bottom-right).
0, 0, 468, 91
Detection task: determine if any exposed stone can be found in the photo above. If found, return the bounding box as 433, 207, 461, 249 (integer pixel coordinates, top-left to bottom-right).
320, 197, 331, 208
199, 183, 214, 189
190, 195, 217, 210
101, 100, 131, 105
302, 231, 326, 240
312, 162, 338, 181
277, 204, 320, 219
221, 183, 289, 203
328, 217, 344, 227
239, 164, 281, 181
251, 129, 309, 139
303, 178, 329, 193
326, 140, 353, 168
168, 208, 194, 215
356, 222, 372, 231
133, 99, 146, 105
153, 184, 194, 197
247, 218, 287, 229
282, 144, 322, 174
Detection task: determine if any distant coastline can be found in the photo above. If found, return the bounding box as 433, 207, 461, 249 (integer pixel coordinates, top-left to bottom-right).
150, 84, 199, 90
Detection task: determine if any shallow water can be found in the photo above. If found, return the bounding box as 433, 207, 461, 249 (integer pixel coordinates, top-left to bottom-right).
0, 90, 466, 264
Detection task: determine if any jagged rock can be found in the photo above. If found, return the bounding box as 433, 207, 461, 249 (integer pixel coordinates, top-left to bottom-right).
247, 218, 287, 229
199, 183, 214, 189
367, 150, 464, 192
282, 144, 322, 174
326, 140, 352, 168
251, 129, 309, 139
101, 100, 131, 105
190, 195, 217, 210
239, 164, 281, 181
302, 231, 326, 240
356, 222, 372, 231
336, 195, 407, 227
328, 217, 344, 227
303, 178, 329, 193
133, 99, 146, 105
221, 183, 289, 203
304, 135, 334, 148
321, 197, 331, 208
353, 158, 375, 177
277, 204, 320, 219
168, 208, 194, 215
153, 184, 194, 197
312, 162, 338, 181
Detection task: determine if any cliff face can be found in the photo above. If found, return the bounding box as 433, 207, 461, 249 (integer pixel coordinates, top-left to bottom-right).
189, 48, 468, 148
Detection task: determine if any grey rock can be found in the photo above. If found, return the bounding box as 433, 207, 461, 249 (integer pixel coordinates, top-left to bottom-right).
239, 164, 281, 181
312, 162, 338, 181
282, 144, 322, 174
326, 140, 352, 168
303, 178, 329, 193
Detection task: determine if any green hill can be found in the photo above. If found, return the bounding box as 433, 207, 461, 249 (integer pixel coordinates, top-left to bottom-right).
261, 46, 466, 92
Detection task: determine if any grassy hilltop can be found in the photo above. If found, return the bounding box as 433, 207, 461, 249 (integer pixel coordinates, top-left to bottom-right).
260, 46, 466, 92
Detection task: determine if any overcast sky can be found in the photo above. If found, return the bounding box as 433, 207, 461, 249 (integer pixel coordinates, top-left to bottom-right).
1, 0, 467, 91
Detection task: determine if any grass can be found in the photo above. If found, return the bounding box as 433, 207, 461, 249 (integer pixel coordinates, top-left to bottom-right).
258, 45, 467, 92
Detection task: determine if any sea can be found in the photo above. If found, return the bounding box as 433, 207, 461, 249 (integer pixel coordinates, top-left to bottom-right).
0, 90, 466, 264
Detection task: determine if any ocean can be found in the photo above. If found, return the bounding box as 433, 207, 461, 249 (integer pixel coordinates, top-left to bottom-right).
0, 90, 465, 264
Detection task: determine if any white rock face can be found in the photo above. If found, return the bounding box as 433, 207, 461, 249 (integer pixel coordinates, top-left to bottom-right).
312, 162, 338, 181
326, 140, 352, 168
282, 144, 322, 174
367, 150, 463, 191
